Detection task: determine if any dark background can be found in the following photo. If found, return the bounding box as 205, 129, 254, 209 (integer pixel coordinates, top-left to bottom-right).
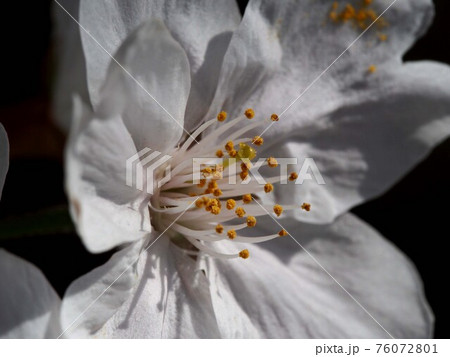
0, 0, 449, 338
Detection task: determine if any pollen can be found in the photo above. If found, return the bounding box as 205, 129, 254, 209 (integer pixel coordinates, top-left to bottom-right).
213, 188, 223, 197
264, 183, 274, 193
267, 157, 278, 168
226, 199, 236, 210
301, 202, 311, 212
246, 216, 257, 227
368, 65, 377, 74
242, 194, 252, 204
273, 204, 283, 217
240, 171, 249, 180
289, 172, 298, 181
215, 224, 224, 234
278, 229, 288, 237
270, 113, 279, 122
252, 136, 264, 146
195, 198, 204, 208
216, 149, 224, 158
227, 229, 237, 239
239, 249, 250, 259
197, 179, 206, 188
217, 111, 227, 122
225, 141, 234, 152
235, 207, 246, 218
244, 108, 255, 119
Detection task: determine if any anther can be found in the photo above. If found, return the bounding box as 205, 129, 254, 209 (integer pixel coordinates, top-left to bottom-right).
226, 199, 236, 210
247, 216, 257, 227
217, 111, 227, 122
244, 108, 255, 119
301, 202, 311, 212
216, 224, 224, 234
227, 229, 237, 239
239, 249, 250, 259
368, 65, 376, 74
216, 149, 224, 158
264, 183, 274, 193
225, 141, 234, 152
197, 179, 206, 188
270, 114, 279, 121
242, 194, 252, 204
213, 188, 223, 197
240, 171, 249, 180
273, 204, 283, 217
267, 157, 278, 168
253, 136, 264, 146
278, 229, 288, 237
235, 207, 246, 218
289, 172, 298, 181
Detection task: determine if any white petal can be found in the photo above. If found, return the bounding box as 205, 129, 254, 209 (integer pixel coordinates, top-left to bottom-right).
0, 249, 61, 338
52, 0, 90, 132
208, 0, 434, 122
263, 61, 450, 223
0, 124, 9, 199
62, 237, 222, 338
66, 97, 151, 253
209, 214, 432, 338
79, 0, 240, 130
98, 19, 190, 154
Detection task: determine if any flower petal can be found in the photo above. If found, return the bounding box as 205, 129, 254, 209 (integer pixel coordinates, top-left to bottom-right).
209, 214, 432, 338
207, 0, 434, 121
97, 19, 190, 154
66, 97, 151, 253
79, 0, 241, 130
0, 124, 9, 199
52, 0, 90, 132
62, 237, 222, 338
0, 249, 61, 338
60, 240, 145, 338
262, 61, 450, 223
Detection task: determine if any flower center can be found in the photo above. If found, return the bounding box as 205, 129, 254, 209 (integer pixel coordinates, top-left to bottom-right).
149, 109, 310, 260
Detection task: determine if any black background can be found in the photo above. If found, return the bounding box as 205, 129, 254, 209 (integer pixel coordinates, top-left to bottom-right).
0, 0, 449, 338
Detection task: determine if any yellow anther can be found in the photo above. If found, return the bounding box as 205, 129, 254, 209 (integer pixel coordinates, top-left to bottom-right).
278, 229, 288, 237
202, 196, 210, 204
241, 162, 251, 172
216, 149, 224, 158
213, 188, 223, 197
211, 206, 221, 215
215, 224, 224, 234
264, 183, 274, 193
202, 167, 212, 178
225, 141, 234, 152
226, 199, 236, 210
378, 33, 387, 41
212, 170, 223, 180
229, 149, 237, 158
208, 181, 218, 190
242, 194, 252, 204
239, 249, 250, 259
267, 157, 278, 168
301, 202, 311, 212
240, 171, 249, 180
341, 4, 355, 21
244, 108, 255, 119
252, 136, 264, 146
270, 113, 279, 121
195, 198, 204, 208
368, 65, 377, 74
227, 229, 237, 239
289, 172, 298, 181
273, 204, 283, 217
197, 179, 206, 188
217, 111, 227, 122
246, 216, 257, 227
235, 207, 246, 218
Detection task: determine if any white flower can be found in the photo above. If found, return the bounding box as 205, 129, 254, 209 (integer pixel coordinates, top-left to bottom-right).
0, 125, 61, 338
56, 0, 450, 338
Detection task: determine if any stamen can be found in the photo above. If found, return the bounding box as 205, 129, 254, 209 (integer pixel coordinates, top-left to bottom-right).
246, 216, 257, 227
216, 149, 224, 158
270, 113, 279, 121
289, 172, 298, 181
301, 202, 311, 211
267, 157, 278, 168
242, 194, 252, 204
264, 183, 274, 193
252, 136, 264, 146
216, 224, 224, 234
273, 204, 283, 217
244, 108, 255, 119
278, 229, 288, 237
239, 249, 250, 259
235, 207, 246, 218
226, 199, 236, 210
217, 111, 227, 122
227, 229, 237, 239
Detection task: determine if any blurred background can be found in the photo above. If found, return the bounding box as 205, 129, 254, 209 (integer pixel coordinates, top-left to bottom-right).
0, 0, 449, 338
